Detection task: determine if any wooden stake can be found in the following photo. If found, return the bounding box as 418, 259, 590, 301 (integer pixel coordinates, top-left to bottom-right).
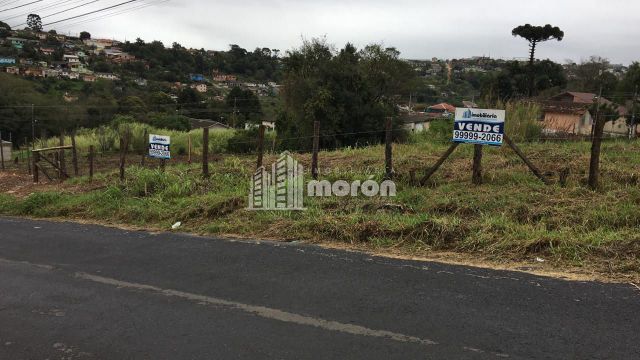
187, 133, 192, 164
256, 124, 265, 169
0, 130, 4, 171
311, 121, 320, 179
160, 159, 166, 172
58, 131, 66, 180
26, 142, 31, 175
588, 113, 605, 190
384, 117, 394, 179
119, 134, 128, 182
202, 127, 209, 178
504, 135, 550, 185
89, 145, 94, 181
419, 142, 460, 186
71, 130, 79, 176
32, 151, 39, 183
141, 129, 147, 166
472, 144, 483, 185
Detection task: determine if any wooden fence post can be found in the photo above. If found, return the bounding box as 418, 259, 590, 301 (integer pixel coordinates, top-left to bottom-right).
71, 130, 79, 176
26, 142, 31, 175
472, 144, 483, 185
33, 151, 39, 183
59, 130, 67, 179
0, 130, 4, 171
187, 133, 192, 165
202, 127, 209, 178
141, 129, 147, 166
88, 145, 94, 181
119, 133, 129, 182
384, 117, 394, 179
256, 124, 265, 169
311, 121, 320, 179
588, 114, 605, 189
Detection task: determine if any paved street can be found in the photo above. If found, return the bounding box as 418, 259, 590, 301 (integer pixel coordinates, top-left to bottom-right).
0, 217, 638, 359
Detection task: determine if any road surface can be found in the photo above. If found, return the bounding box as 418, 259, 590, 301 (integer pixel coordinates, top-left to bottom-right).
0, 217, 638, 359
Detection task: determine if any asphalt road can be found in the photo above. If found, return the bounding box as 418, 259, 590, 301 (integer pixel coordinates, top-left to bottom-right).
0, 217, 638, 359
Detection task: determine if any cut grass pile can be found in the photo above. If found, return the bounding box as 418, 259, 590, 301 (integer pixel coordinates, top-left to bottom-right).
1, 139, 639, 275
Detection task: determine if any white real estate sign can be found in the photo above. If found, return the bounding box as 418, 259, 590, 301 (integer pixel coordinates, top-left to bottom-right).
453, 108, 505, 146
148, 134, 171, 159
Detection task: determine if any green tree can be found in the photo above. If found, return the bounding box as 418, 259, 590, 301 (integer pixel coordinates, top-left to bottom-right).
567, 56, 618, 94
118, 96, 148, 119
512, 24, 564, 95
26, 14, 42, 32
278, 39, 414, 150
226, 87, 262, 127
0, 21, 10, 37
80, 31, 91, 40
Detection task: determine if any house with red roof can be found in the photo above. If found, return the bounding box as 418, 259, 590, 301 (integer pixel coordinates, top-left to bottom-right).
542, 92, 631, 136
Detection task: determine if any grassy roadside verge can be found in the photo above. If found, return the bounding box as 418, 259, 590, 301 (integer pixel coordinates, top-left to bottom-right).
1, 140, 639, 279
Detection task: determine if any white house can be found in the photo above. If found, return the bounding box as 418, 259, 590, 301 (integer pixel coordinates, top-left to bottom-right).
1, 140, 12, 161
63, 55, 80, 64
191, 83, 207, 93
96, 73, 119, 81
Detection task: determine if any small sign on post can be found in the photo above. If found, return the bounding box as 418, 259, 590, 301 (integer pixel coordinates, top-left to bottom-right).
452, 108, 505, 146
148, 134, 171, 160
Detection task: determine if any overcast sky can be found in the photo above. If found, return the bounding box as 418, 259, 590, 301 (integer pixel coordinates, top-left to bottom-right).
5, 0, 640, 64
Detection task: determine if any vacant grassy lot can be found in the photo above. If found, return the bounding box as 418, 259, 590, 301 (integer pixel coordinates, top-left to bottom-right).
1, 139, 639, 277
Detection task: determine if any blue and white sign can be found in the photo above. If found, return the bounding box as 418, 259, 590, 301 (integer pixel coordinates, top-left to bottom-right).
148, 134, 171, 159
453, 108, 505, 146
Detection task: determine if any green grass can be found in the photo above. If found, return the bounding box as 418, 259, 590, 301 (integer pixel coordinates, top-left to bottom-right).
2, 137, 640, 275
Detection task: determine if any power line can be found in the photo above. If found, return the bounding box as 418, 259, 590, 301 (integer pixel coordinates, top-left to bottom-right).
43, 0, 138, 26
2, 0, 77, 22
0, 0, 44, 13
55, 0, 168, 30
10, 0, 99, 26
0, 0, 26, 10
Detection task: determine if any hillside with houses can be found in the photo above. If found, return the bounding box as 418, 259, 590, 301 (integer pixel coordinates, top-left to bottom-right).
0, 21, 638, 145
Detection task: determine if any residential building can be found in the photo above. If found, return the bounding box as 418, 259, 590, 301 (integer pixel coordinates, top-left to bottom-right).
44, 69, 61, 78
190, 74, 205, 82
401, 113, 431, 132
7, 37, 27, 49
5, 66, 19, 75
134, 78, 147, 86
96, 73, 119, 81
23, 68, 45, 77
212, 73, 237, 82
191, 83, 207, 93
188, 118, 231, 130
63, 54, 80, 64
542, 92, 629, 136
40, 48, 56, 56
1, 140, 12, 160
103, 49, 135, 63
82, 74, 97, 82
426, 103, 456, 117
0, 58, 16, 66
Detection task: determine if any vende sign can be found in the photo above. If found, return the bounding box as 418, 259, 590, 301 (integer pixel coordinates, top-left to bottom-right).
148, 134, 171, 159
453, 108, 505, 146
